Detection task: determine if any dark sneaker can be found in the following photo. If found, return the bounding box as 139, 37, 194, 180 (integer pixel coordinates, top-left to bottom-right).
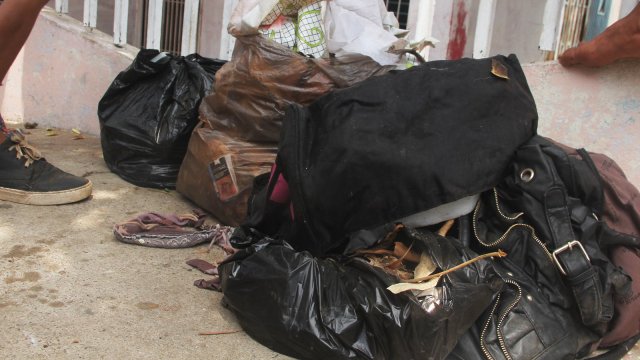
0, 131, 92, 205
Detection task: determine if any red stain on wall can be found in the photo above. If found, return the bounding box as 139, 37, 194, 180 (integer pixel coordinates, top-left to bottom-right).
447, 0, 468, 60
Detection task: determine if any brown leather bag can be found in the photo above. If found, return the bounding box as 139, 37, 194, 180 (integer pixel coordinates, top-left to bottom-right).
553, 140, 640, 348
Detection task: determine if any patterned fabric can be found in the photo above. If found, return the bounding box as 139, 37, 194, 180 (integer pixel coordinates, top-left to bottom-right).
258, 0, 326, 58
113, 209, 236, 249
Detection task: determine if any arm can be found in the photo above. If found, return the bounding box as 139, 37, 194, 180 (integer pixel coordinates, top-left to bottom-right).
559, 4, 640, 67
0, 0, 50, 82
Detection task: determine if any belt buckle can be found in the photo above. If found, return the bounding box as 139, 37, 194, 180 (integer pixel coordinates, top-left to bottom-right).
552, 240, 590, 276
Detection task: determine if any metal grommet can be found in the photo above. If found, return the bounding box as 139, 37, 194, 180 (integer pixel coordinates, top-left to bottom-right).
520, 168, 535, 182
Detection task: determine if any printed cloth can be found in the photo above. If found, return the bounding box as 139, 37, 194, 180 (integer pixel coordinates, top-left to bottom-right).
258, 0, 326, 57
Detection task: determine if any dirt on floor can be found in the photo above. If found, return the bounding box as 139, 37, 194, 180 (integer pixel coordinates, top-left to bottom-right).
2, 128, 640, 359
0, 128, 290, 359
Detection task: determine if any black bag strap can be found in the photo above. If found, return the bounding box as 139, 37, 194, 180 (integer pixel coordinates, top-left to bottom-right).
544, 186, 609, 326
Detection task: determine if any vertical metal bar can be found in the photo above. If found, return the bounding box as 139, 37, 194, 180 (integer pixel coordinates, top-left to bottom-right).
218, 0, 237, 60
171, 0, 178, 53
578, 0, 588, 42
173, 0, 180, 53
114, 0, 130, 46
555, 0, 589, 57
411, 0, 437, 61
55, 0, 69, 13
146, 0, 164, 49
561, 0, 574, 55
83, 0, 98, 28
181, 0, 200, 55
553, 0, 567, 57
539, 0, 563, 51
166, 0, 173, 52
608, 0, 621, 26
177, 1, 185, 53
473, 0, 497, 58
174, 0, 180, 52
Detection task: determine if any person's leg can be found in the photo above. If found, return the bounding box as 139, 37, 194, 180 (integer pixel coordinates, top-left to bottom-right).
0, 0, 50, 82
0, 0, 46, 137
559, 3, 640, 67
0, 0, 92, 205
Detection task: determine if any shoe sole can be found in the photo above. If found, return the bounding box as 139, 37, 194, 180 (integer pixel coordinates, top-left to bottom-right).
0, 181, 93, 205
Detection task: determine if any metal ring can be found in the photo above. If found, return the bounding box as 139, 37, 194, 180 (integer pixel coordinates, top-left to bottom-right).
520, 168, 535, 182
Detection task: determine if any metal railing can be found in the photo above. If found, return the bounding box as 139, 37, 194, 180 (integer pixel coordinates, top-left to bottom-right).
53, 0, 200, 56
47, 0, 625, 62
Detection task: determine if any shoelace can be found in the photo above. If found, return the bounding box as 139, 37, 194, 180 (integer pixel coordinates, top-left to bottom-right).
8, 131, 42, 167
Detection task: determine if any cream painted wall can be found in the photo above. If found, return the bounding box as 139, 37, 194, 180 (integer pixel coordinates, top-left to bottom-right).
489, 0, 547, 63
524, 59, 640, 185
0, 8, 137, 134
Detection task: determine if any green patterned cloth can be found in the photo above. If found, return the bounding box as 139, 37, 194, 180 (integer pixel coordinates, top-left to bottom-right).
259, 0, 326, 58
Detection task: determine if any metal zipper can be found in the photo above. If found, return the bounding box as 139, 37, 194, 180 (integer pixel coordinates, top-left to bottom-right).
481, 292, 502, 360
492, 189, 523, 221
496, 279, 522, 360
480, 279, 523, 360
473, 189, 554, 263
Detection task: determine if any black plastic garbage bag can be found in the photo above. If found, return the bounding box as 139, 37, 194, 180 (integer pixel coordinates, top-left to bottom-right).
98, 49, 226, 188
219, 228, 503, 360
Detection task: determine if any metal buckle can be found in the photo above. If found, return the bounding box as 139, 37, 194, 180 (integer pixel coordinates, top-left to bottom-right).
552, 240, 590, 276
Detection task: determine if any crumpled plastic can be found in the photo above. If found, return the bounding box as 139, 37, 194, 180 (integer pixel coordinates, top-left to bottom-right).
198, 35, 392, 143
98, 49, 225, 188
324, 0, 405, 66
229, 0, 410, 66
228, 0, 281, 36
219, 228, 503, 359
177, 35, 391, 226
177, 125, 277, 226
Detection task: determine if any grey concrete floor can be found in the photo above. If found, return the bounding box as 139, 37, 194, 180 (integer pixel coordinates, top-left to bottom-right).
2, 128, 640, 360
0, 128, 289, 359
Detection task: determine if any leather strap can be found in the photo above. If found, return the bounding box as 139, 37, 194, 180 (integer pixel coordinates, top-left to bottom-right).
544, 186, 608, 326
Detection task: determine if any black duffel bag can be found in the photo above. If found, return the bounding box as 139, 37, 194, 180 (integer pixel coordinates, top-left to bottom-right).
274, 55, 538, 256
